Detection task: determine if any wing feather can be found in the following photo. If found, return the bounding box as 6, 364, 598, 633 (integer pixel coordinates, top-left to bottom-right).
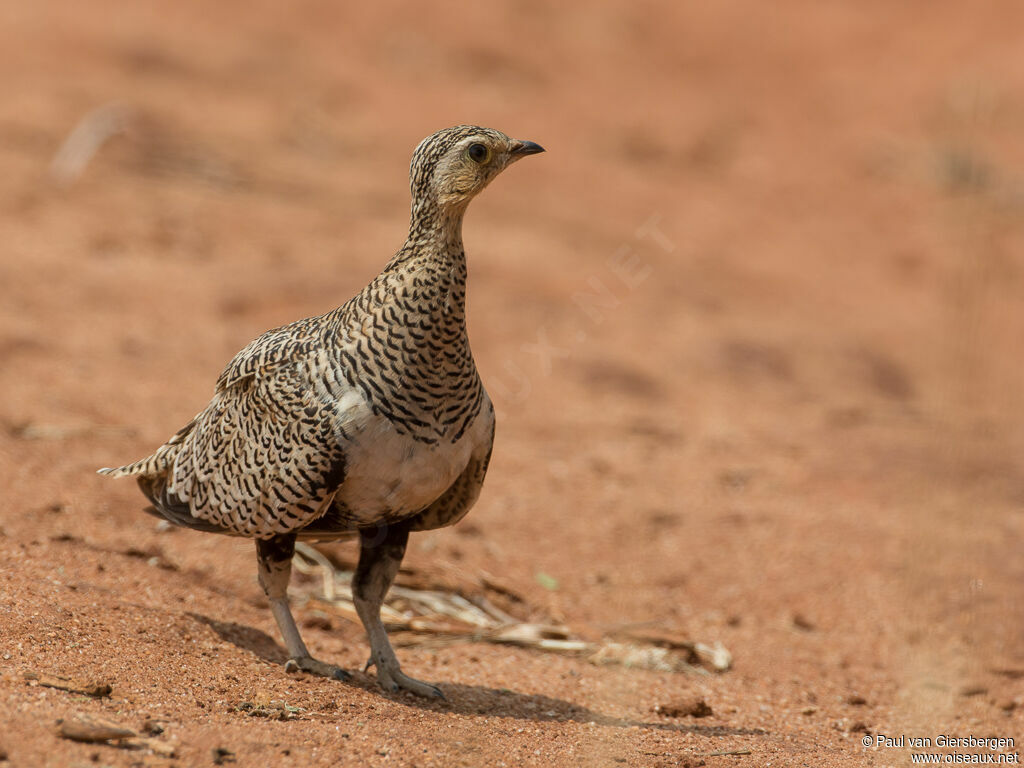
162, 360, 347, 536
104, 318, 349, 538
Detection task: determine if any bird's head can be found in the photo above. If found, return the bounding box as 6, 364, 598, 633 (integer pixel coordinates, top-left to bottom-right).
409, 125, 544, 213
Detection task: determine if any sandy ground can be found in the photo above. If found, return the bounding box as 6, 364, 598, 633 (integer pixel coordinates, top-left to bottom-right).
2, 1, 1024, 765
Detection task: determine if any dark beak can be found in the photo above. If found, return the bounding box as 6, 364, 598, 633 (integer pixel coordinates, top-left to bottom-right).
512, 140, 545, 157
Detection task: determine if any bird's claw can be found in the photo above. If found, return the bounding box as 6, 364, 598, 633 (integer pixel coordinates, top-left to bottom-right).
285, 656, 350, 681
375, 663, 445, 699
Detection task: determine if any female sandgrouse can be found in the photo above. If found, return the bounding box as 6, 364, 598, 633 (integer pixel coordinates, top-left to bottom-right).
99, 126, 544, 698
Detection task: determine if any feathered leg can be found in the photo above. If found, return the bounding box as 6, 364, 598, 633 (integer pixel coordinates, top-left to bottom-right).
354, 521, 443, 698
256, 534, 349, 681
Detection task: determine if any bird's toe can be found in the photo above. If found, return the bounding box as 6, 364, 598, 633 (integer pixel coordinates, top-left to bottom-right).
376, 665, 444, 699
285, 655, 351, 682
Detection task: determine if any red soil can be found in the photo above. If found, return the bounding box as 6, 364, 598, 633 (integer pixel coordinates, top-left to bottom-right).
2, 1, 1023, 765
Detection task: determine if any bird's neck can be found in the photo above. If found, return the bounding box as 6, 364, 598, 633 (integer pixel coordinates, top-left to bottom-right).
383, 197, 470, 307
337, 197, 481, 438
405, 196, 468, 252
373, 197, 472, 336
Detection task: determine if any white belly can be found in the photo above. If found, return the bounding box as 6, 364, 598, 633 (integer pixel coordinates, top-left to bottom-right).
328, 387, 484, 523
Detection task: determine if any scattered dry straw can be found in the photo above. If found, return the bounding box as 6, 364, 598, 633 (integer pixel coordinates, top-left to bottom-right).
293, 543, 731, 675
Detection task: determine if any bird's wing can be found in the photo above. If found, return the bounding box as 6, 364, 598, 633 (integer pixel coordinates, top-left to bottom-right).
215, 314, 333, 393
98, 316, 336, 482
158, 351, 349, 537
408, 402, 495, 532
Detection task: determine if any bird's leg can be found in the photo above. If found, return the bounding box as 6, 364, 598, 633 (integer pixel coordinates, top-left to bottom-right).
354, 521, 443, 698
256, 534, 349, 681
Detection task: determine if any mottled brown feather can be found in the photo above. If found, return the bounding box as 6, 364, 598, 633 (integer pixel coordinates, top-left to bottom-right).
98, 126, 534, 541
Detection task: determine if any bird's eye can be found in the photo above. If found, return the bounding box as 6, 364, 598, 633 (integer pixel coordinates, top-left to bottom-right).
467, 143, 490, 164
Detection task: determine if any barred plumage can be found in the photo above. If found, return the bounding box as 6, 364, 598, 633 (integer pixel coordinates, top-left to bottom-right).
99, 125, 544, 696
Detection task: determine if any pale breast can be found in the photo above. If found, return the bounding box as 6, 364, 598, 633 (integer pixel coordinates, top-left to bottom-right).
328, 385, 489, 525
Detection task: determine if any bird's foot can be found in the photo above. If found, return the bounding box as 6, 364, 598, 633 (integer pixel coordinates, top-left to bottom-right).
284, 655, 350, 681
371, 657, 444, 699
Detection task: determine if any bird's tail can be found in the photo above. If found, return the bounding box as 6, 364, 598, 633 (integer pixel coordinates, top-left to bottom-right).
97, 454, 163, 478
97, 419, 196, 478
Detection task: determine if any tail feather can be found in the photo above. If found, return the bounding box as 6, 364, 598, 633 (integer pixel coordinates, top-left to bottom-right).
97, 419, 197, 478
100, 417, 235, 536
96, 459, 152, 478
96, 447, 174, 478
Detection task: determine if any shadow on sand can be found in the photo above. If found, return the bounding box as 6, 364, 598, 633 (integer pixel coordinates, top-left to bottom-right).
190, 612, 767, 738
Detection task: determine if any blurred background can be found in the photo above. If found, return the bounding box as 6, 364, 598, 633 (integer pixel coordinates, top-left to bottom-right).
2, 1, 1023, 764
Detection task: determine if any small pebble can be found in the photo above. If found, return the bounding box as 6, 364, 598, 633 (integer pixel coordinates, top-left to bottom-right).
142, 719, 164, 735
655, 696, 713, 718
792, 613, 815, 631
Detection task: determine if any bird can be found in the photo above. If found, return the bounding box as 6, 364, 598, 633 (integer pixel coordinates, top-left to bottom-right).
99, 125, 544, 698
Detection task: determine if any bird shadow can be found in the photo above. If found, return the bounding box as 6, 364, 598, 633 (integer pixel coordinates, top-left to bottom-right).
189, 612, 767, 737
190, 612, 289, 665
362, 680, 767, 736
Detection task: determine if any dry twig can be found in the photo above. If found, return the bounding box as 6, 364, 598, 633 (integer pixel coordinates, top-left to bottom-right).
293, 543, 732, 675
